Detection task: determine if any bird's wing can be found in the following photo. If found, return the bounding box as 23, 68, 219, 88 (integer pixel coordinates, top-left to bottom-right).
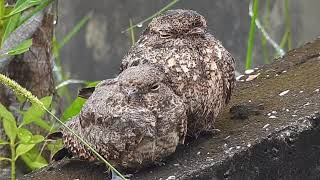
206, 33, 236, 104
223, 51, 236, 104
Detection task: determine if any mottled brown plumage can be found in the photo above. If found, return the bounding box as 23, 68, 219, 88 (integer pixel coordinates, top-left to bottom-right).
121, 9, 235, 136
61, 65, 187, 169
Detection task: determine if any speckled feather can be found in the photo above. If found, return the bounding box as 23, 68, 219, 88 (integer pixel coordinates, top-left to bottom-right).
121, 9, 235, 136
62, 65, 187, 169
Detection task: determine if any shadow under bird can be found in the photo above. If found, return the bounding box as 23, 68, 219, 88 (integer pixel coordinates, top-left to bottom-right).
52, 64, 187, 170
121, 9, 236, 136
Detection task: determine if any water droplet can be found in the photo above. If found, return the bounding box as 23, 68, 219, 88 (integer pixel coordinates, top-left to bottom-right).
137, 23, 143, 28
53, 20, 57, 25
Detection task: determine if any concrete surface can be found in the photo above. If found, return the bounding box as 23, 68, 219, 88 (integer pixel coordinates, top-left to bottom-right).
23, 37, 320, 180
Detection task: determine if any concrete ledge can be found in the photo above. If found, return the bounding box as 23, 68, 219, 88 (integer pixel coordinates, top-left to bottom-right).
23, 37, 320, 180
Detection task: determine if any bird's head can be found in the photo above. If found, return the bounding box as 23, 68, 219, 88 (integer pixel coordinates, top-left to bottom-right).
147, 9, 207, 38
118, 64, 166, 99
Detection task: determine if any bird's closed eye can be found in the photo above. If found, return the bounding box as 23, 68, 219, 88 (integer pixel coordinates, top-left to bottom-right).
192, 21, 202, 27
150, 83, 160, 91
160, 33, 172, 38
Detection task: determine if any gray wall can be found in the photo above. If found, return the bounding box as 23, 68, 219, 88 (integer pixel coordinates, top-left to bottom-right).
57, 0, 320, 81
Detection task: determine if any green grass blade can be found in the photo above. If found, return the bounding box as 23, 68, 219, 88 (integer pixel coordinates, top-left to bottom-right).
18, 0, 54, 26
4, 38, 32, 56
279, 30, 289, 49
129, 19, 135, 45
55, 79, 86, 90
245, 0, 259, 69
1, 0, 26, 47
1, 14, 20, 47
0, 0, 4, 25
284, 0, 291, 50
260, 0, 270, 63
57, 12, 91, 50
123, 0, 180, 33
3, 0, 42, 19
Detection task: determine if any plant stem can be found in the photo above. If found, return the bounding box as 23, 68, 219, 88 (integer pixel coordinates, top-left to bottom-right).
10, 140, 16, 180
245, 0, 259, 69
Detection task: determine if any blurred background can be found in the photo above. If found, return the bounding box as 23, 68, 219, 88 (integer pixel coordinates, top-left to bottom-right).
57, 0, 320, 81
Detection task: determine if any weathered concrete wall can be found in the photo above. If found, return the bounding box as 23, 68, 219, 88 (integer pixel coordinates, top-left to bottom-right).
57, 0, 320, 81
23, 37, 320, 180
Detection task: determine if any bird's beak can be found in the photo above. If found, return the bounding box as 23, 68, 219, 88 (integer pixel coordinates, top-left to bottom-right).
127, 89, 137, 97
188, 27, 205, 35
125, 88, 140, 101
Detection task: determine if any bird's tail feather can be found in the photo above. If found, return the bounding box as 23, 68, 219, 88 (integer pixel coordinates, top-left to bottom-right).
52, 147, 73, 161
47, 131, 63, 140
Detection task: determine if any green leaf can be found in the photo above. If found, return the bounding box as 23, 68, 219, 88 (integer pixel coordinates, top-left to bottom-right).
0, 103, 17, 141
2, 119, 17, 142
5, 39, 32, 56
21, 96, 52, 126
47, 139, 63, 156
0, 103, 15, 122
85, 81, 100, 87
29, 135, 44, 144
1, 0, 25, 46
32, 118, 52, 132
29, 161, 47, 169
17, 128, 32, 143
0, 139, 9, 145
20, 147, 48, 170
1, 14, 20, 47
18, 0, 54, 26
4, 0, 42, 19
62, 97, 86, 121
15, 144, 35, 159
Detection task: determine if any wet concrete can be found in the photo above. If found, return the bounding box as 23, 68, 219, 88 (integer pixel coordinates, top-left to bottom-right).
23, 37, 320, 180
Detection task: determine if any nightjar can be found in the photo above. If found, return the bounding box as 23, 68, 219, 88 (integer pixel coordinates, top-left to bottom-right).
121, 9, 236, 136
54, 64, 187, 169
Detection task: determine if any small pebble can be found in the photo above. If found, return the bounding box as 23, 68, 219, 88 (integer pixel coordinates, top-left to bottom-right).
245, 69, 254, 74
246, 73, 260, 81
263, 124, 270, 129
166, 176, 176, 180
269, 115, 277, 119
236, 75, 245, 81
279, 90, 290, 96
